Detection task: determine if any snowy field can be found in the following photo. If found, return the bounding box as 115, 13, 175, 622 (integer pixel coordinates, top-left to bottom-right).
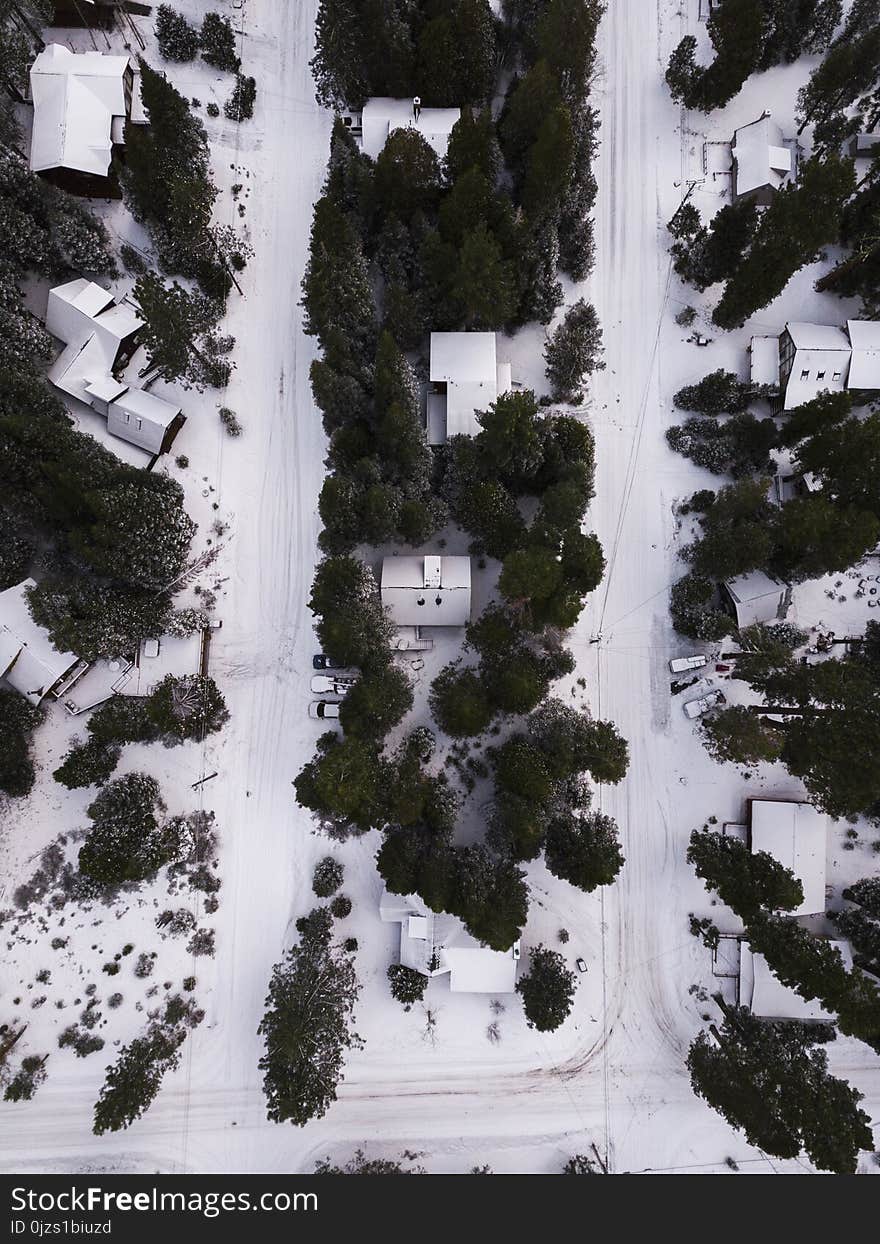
1, 0, 878, 1175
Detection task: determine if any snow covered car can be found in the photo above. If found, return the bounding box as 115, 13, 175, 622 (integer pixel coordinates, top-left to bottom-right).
309, 701, 341, 720
668, 654, 707, 674
310, 675, 355, 696
576, 958, 588, 973
683, 689, 726, 720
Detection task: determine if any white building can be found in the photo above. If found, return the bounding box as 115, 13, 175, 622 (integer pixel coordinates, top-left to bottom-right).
721, 570, 790, 628
0, 579, 83, 705
739, 940, 852, 1022
751, 319, 880, 411
29, 44, 132, 193
731, 113, 795, 206
381, 555, 471, 627
427, 331, 512, 443
46, 279, 184, 465
749, 798, 828, 917
348, 98, 461, 161
380, 890, 519, 994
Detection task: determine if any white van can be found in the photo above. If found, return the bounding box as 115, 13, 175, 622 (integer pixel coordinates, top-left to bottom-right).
669, 654, 708, 674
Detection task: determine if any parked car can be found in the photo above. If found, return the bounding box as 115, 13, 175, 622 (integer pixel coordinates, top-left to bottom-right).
310, 675, 355, 696
683, 688, 726, 720
576, 958, 588, 973
309, 701, 341, 720
312, 653, 343, 670
669, 654, 707, 674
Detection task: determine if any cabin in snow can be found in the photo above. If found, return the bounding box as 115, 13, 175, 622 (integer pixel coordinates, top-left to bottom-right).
721, 570, 790, 628
748, 320, 880, 410
730, 113, 796, 206
343, 97, 461, 161
739, 940, 851, 1022
381, 555, 472, 628
29, 44, 134, 195
427, 331, 512, 444
0, 579, 84, 705
748, 798, 828, 918
380, 890, 519, 994
46, 278, 184, 467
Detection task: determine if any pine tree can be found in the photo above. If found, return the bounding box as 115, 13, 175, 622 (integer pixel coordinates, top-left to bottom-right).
528, 698, 630, 784
53, 738, 121, 791
688, 1002, 872, 1173
294, 734, 386, 835
200, 12, 240, 72
544, 299, 604, 401
301, 197, 377, 368
387, 963, 428, 1009
674, 369, 754, 415
452, 221, 518, 328
155, 5, 200, 62
339, 665, 413, 739
145, 674, 229, 742
516, 944, 577, 1032
688, 827, 804, 918
417, 0, 497, 108
3, 1054, 48, 1102
701, 705, 784, 765
307, 556, 394, 669
310, 0, 369, 108
544, 810, 625, 892
258, 924, 361, 1126
93, 1025, 184, 1135
135, 273, 232, 389
78, 773, 182, 889
844, 878, 880, 920
429, 665, 494, 737
0, 689, 42, 798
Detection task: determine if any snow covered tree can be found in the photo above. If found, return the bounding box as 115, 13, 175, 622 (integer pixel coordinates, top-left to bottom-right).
757, 0, 842, 70
53, 738, 121, 791
258, 920, 362, 1126
701, 705, 784, 766
201, 12, 240, 72
670, 572, 736, 641
833, 908, 880, 977
78, 773, 180, 889
387, 963, 427, 1009
310, 0, 370, 108
155, 5, 199, 62
528, 699, 630, 785
3, 1054, 48, 1102
93, 1025, 184, 1135
295, 734, 386, 836
516, 944, 576, 1032
417, 0, 497, 107
544, 810, 625, 892
338, 665, 412, 739
544, 300, 604, 401
670, 198, 759, 292
135, 273, 232, 389
307, 556, 393, 670
451, 221, 518, 329
665, 0, 767, 112
688, 1002, 872, 1174
0, 690, 42, 798
312, 856, 344, 898
687, 827, 804, 919
145, 674, 229, 742
225, 74, 256, 121
26, 577, 171, 664
71, 479, 196, 591
843, 878, 880, 920
301, 197, 377, 369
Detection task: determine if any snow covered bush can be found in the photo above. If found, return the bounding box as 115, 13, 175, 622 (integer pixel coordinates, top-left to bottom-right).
145, 674, 229, 742
312, 856, 344, 898
387, 963, 427, 1010
516, 945, 576, 1032
543, 299, 604, 402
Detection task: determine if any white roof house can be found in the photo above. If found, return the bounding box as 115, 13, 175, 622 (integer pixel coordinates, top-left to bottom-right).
381, 555, 471, 627
731, 114, 795, 206
0, 579, 81, 705
740, 939, 852, 1022
846, 319, 880, 391
427, 331, 512, 443
722, 570, 789, 628
778, 322, 851, 410
380, 890, 519, 994
29, 44, 131, 181
749, 798, 828, 917
46, 279, 183, 462
357, 98, 461, 161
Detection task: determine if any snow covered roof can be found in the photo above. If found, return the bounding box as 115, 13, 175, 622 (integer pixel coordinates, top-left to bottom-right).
740, 940, 852, 1021
786, 322, 850, 351
428, 332, 510, 442
731, 114, 794, 200
381, 555, 471, 627
29, 44, 131, 177
0, 579, 79, 704
723, 571, 788, 628
360, 98, 461, 161
379, 889, 519, 993
749, 335, 779, 388
781, 322, 851, 411
846, 320, 880, 390
749, 799, 827, 917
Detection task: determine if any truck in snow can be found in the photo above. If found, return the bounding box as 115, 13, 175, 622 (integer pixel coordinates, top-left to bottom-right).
310, 675, 355, 696
683, 688, 726, 720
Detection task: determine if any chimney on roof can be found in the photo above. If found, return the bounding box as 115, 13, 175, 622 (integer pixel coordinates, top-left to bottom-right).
423, 555, 442, 589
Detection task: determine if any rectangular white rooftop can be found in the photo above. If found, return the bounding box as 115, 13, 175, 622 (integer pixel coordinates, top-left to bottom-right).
749, 335, 779, 388
749, 799, 827, 917
723, 570, 788, 628
360, 98, 461, 161
740, 940, 852, 1021
29, 44, 130, 177
381, 555, 471, 627
428, 332, 509, 442
846, 320, 880, 390
732, 114, 794, 200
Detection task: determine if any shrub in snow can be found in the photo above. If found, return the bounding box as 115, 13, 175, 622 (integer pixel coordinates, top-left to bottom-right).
156, 5, 199, 62
108, 993, 123, 1009
206, 102, 220, 117
58, 1026, 104, 1058
186, 928, 215, 957
387, 963, 427, 1010
219, 406, 242, 436
3, 1055, 48, 1102
330, 893, 352, 920
563, 1154, 597, 1174
134, 953, 155, 979
225, 74, 257, 121
102, 963, 120, 976
201, 13, 240, 72
343, 937, 358, 953
312, 857, 344, 898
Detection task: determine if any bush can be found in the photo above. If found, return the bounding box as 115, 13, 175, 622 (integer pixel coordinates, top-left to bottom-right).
387, 963, 428, 1010
312, 856, 344, 898
330, 893, 352, 919
219, 406, 242, 436
54, 738, 120, 790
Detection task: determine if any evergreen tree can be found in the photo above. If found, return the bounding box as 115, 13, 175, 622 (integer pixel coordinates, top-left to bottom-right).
527, 698, 630, 785
429, 665, 493, 738
674, 370, 756, 416
544, 300, 604, 401
516, 944, 576, 1032
671, 198, 759, 291
312, 856, 344, 898
301, 197, 377, 369
145, 674, 229, 742
688, 827, 804, 918
135, 273, 232, 389
833, 908, 880, 977
93, 1025, 184, 1135
417, 0, 497, 107
294, 734, 386, 835
258, 922, 361, 1126
665, 0, 767, 112
701, 705, 784, 765
155, 5, 199, 62
387, 963, 427, 1009
200, 12, 240, 72
3, 1054, 48, 1103
78, 773, 181, 889
339, 665, 413, 739
452, 221, 518, 328
53, 737, 120, 791
844, 878, 880, 920
670, 573, 737, 642
26, 577, 171, 664
0, 690, 42, 798
544, 810, 625, 892
308, 556, 394, 669
310, 0, 369, 108
688, 1002, 872, 1174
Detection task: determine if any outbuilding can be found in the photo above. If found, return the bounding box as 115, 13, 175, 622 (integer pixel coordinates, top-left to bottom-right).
721, 570, 790, 628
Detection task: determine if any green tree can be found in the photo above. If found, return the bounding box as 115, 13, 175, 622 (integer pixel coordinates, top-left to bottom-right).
200, 12, 240, 72
135, 273, 232, 389
53, 738, 120, 791
387, 963, 427, 1009
528, 699, 630, 784
688, 827, 804, 919
516, 944, 576, 1032
452, 221, 518, 328
339, 665, 413, 738
294, 733, 385, 835
145, 674, 229, 742
544, 810, 625, 892
688, 1002, 872, 1174
93, 1025, 184, 1135
701, 705, 784, 765
0, 690, 42, 798
308, 557, 393, 670
674, 369, 754, 415
78, 773, 182, 889
544, 300, 604, 401
429, 665, 493, 737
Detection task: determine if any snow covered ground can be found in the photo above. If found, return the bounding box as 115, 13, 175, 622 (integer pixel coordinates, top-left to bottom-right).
1, 0, 878, 1175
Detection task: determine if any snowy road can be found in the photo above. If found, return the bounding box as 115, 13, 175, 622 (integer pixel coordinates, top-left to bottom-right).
4, 0, 879, 1175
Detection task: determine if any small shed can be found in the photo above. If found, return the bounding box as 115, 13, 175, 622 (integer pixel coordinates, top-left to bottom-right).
721, 570, 790, 628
